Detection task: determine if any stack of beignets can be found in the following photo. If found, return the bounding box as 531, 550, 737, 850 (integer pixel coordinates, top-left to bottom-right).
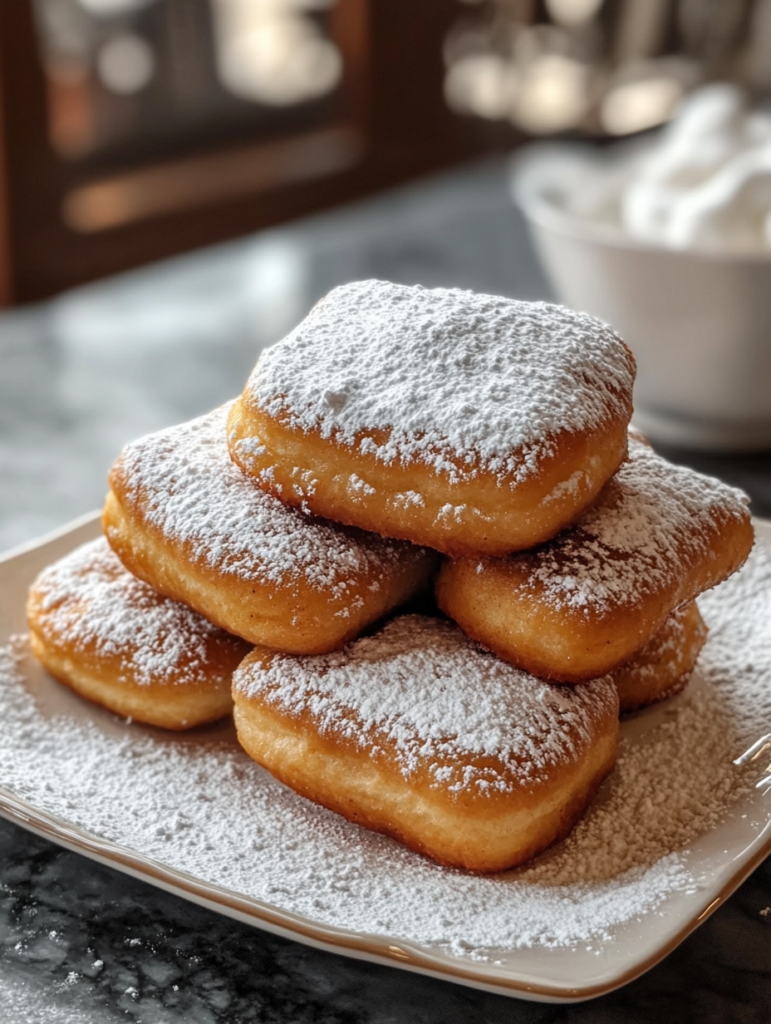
28, 396, 436, 729
226, 281, 752, 870
27, 279, 754, 872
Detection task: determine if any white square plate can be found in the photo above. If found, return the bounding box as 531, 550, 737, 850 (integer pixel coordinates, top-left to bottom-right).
1, 514, 770, 1004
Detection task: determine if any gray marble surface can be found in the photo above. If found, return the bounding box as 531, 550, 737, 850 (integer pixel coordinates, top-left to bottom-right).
2, 156, 771, 1021
1, 817, 769, 1024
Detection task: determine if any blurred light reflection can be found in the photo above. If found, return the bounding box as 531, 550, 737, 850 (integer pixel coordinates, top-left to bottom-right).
211, 0, 343, 106
77, 0, 157, 14
444, 54, 517, 120
544, 0, 604, 28
514, 53, 591, 133
444, 0, 770, 138
97, 33, 156, 94
602, 76, 684, 135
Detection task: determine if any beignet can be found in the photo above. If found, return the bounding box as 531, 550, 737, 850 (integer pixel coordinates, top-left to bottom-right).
228, 281, 636, 555
232, 614, 619, 872
437, 437, 751, 681
27, 538, 249, 729
104, 405, 436, 654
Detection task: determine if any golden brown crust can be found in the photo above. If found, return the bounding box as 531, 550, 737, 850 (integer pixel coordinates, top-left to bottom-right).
233, 699, 616, 872
26, 538, 249, 730
232, 616, 619, 872
28, 632, 236, 730
612, 601, 707, 713
227, 398, 631, 557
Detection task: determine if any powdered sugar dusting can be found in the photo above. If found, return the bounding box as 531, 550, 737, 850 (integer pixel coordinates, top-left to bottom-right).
234, 615, 617, 794
29, 538, 231, 687
115, 404, 418, 597
245, 281, 635, 481
518, 437, 750, 611
2, 540, 771, 957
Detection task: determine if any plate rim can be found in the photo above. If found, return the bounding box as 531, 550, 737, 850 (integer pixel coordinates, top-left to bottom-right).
1, 512, 770, 1004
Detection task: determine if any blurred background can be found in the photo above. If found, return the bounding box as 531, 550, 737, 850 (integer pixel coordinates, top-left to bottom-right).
3, 0, 771, 553
0, 0, 768, 303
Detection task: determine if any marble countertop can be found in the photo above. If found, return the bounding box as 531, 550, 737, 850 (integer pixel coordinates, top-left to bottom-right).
2, 156, 771, 1022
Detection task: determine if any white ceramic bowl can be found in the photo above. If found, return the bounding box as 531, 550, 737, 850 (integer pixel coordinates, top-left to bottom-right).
512, 144, 771, 451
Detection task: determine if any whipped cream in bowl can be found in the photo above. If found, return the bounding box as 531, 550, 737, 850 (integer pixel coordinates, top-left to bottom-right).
513, 84, 771, 450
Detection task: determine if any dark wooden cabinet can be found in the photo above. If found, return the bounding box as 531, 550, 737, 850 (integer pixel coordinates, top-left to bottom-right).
0, 0, 485, 304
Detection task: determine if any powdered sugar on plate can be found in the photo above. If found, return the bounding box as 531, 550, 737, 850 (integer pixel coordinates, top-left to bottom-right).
245, 281, 636, 481
2, 539, 771, 959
